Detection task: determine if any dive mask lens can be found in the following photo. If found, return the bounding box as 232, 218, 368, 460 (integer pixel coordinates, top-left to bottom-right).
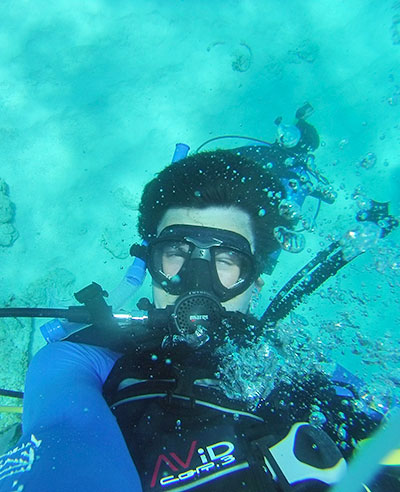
150, 239, 192, 289
212, 247, 253, 289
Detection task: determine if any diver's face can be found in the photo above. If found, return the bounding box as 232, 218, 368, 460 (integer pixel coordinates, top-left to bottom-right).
153, 206, 258, 313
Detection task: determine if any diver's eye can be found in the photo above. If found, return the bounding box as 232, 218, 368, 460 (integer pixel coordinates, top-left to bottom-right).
215, 249, 242, 267
161, 242, 190, 277
163, 242, 190, 258
215, 249, 243, 288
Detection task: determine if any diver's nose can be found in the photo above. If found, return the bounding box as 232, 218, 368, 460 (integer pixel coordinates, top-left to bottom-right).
183, 257, 213, 292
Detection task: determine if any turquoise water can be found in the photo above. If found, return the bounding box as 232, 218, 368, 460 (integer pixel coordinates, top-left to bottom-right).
0, 0, 399, 476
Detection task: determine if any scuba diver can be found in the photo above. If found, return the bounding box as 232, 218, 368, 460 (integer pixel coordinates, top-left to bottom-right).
0, 107, 399, 492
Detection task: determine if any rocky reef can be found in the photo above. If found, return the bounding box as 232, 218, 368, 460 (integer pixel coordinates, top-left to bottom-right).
0, 178, 18, 247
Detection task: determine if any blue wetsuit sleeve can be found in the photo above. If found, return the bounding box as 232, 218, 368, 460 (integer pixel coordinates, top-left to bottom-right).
0, 342, 143, 492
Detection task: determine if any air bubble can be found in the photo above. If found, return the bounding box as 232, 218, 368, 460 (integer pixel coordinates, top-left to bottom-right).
278, 199, 301, 221
356, 196, 372, 211
277, 124, 301, 148
284, 157, 295, 167
340, 222, 382, 261
309, 410, 327, 427
274, 226, 305, 253
359, 152, 377, 169
338, 423, 348, 440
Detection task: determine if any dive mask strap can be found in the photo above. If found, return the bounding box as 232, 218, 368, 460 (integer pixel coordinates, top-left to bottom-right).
129, 243, 148, 261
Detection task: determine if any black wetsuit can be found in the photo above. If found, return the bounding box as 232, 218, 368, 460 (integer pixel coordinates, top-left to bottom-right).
103, 346, 399, 491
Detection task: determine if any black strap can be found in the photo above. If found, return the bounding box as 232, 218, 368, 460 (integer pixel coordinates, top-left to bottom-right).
250, 436, 292, 492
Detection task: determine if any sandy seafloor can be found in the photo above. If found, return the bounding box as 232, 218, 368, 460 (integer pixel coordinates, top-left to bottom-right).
0, 0, 399, 452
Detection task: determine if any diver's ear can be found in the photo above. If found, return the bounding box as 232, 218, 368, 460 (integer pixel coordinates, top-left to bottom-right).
255, 276, 265, 291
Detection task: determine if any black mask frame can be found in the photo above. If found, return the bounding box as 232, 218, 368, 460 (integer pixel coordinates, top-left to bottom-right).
147, 224, 258, 302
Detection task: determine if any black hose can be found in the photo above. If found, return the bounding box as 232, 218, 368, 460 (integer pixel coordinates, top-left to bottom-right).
259, 242, 352, 327
65, 319, 169, 354
195, 135, 272, 153
0, 307, 70, 319
0, 388, 23, 399
0, 306, 92, 323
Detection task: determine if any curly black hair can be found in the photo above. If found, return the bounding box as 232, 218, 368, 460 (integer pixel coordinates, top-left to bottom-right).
138, 150, 290, 273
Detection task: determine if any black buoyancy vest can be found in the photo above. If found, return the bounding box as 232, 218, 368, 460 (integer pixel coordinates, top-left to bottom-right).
103, 351, 346, 492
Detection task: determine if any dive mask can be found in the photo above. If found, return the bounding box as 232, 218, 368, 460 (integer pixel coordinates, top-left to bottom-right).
147, 224, 258, 302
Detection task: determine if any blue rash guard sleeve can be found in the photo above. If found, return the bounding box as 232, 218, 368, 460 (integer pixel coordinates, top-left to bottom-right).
0, 341, 143, 492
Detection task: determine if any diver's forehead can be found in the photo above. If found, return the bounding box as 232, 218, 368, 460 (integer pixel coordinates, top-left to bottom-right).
157, 206, 255, 250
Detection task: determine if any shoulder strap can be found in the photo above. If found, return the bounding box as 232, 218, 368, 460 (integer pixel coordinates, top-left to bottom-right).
249, 435, 292, 492
250, 423, 347, 490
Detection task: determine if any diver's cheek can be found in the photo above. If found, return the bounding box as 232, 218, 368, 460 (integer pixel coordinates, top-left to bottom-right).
152, 281, 256, 313
152, 282, 179, 309
222, 283, 254, 314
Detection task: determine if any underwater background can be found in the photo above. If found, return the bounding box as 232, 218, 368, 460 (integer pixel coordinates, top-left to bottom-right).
0, 0, 399, 448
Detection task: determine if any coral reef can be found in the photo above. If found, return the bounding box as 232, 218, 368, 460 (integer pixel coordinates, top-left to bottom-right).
0, 268, 77, 437
206, 40, 253, 73
231, 42, 252, 72
101, 225, 131, 259
23, 268, 76, 307
287, 39, 319, 64
0, 422, 21, 455
0, 178, 18, 247
0, 178, 9, 195
112, 186, 140, 211
0, 192, 14, 224
0, 315, 30, 439
392, 3, 400, 44
0, 223, 18, 247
